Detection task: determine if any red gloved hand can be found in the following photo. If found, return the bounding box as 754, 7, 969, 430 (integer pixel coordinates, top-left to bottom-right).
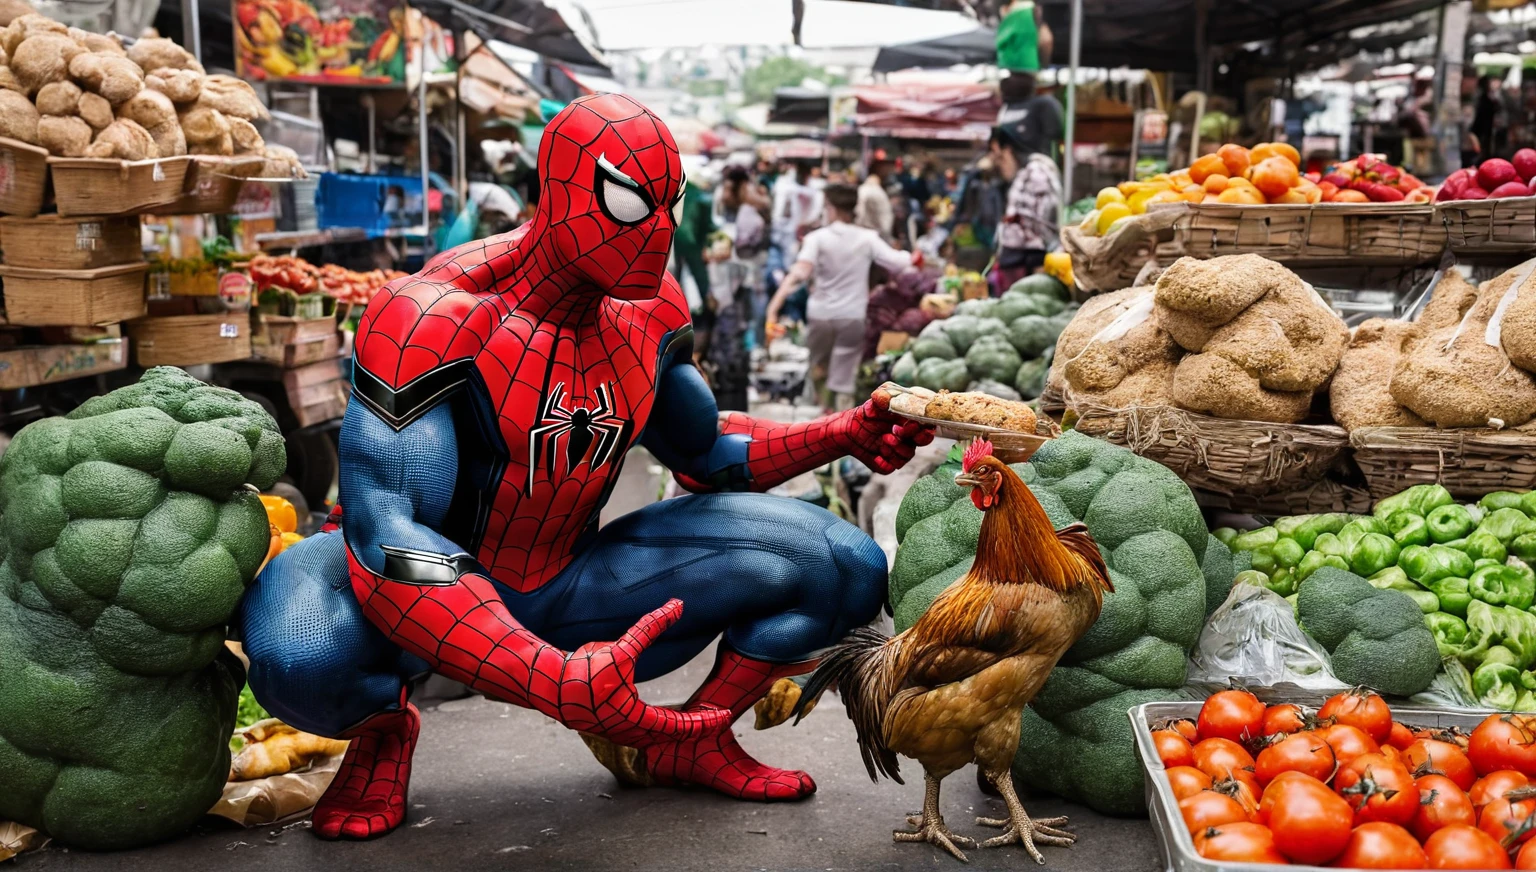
837, 388, 935, 475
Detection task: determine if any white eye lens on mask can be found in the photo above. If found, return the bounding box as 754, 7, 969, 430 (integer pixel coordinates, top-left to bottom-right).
602, 178, 650, 225
671, 190, 685, 225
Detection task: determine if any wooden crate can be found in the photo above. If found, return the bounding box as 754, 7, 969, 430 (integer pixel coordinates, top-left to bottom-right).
282, 357, 349, 426
0, 214, 142, 270
1169, 202, 1444, 266
0, 262, 147, 325
256, 314, 336, 346
126, 313, 251, 367
0, 137, 49, 217
49, 156, 192, 217
0, 339, 127, 389
1436, 195, 1536, 256
253, 330, 341, 368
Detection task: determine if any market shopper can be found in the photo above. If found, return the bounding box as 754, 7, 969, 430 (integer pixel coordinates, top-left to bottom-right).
990, 75, 1063, 293
856, 160, 895, 240
766, 183, 919, 412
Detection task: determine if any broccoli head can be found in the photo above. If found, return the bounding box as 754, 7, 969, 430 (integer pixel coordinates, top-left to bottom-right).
1296, 566, 1441, 696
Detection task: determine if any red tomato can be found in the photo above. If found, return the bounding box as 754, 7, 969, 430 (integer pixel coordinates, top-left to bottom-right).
1473, 771, 1534, 812
1193, 822, 1289, 864
1254, 732, 1337, 786
1478, 790, 1536, 849
1169, 719, 1199, 742
1517, 839, 1536, 870
1423, 824, 1514, 869
1213, 776, 1261, 820
1260, 772, 1354, 864
1419, 727, 1472, 752
1333, 822, 1429, 869
1387, 722, 1418, 751
1180, 790, 1251, 833
1412, 774, 1476, 842
1264, 704, 1307, 737
1153, 729, 1194, 768
1470, 715, 1536, 778
1320, 689, 1394, 745
1335, 753, 1419, 826
1403, 739, 1478, 791
1198, 690, 1266, 744
1321, 723, 1383, 768
1166, 766, 1213, 801
1192, 737, 1257, 782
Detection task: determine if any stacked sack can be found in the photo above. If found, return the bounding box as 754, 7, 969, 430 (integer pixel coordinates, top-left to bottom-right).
1048, 286, 1181, 409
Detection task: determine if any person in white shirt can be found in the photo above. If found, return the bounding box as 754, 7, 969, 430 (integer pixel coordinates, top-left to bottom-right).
855, 166, 895, 240
767, 183, 920, 412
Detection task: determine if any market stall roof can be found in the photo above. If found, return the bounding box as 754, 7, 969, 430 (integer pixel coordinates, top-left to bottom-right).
411, 0, 610, 73
769, 87, 833, 126
872, 27, 997, 73
848, 82, 999, 141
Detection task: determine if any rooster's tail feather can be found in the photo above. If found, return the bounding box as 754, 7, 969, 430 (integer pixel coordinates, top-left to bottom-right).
793, 625, 903, 784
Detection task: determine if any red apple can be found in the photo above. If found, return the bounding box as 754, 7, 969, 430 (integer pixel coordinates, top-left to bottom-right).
1478, 158, 1517, 191
1435, 184, 1457, 202
1514, 148, 1536, 184
1489, 181, 1533, 198
1442, 169, 1471, 197
1461, 185, 1490, 200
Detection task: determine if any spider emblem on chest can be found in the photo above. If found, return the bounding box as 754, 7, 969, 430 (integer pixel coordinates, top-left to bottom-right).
526, 381, 631, 494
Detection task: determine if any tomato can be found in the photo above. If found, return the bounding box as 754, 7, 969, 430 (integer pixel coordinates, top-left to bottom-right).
1320, 689, 1394, 745
1474, 772, 1534, 812
1180, 790, 1251, 833
1423, 824, 1514, 869
1321, 723, 1383, 768
1333, 822, 1430, 869
1478, 789, 1536, 849
1193, 822, 1289, 864
1153, 729, 1194, 768
1470, 714, 1536, 778
1419, 727, 1472, 751
1404, 739, 1477, 791
1263, 704, 1307, 737
1254, 732, 1337, 786
1518, 839, 1536, 870
1412, 774, 1476, 842
1387, 722, 1418, 751
1166, 766, 1213, 801
1192, 737, 1256, 781
1260, 772, 1354, 864
1335, 753, 1419, 826
1168, 718, 1198, 742
1212, 777, 1261, 820
1198, 690, 1267, 744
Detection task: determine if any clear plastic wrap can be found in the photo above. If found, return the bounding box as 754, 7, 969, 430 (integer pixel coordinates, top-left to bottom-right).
1187, 579, 1347, 699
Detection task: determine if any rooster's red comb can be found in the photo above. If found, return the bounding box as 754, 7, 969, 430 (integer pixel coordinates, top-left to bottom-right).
962, 438, 994, 472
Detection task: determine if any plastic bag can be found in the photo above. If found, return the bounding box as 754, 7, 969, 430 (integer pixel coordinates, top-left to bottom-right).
1187, 580, 1347, 699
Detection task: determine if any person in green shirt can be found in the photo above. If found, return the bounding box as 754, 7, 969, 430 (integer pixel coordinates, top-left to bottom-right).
671, 173, 716, 307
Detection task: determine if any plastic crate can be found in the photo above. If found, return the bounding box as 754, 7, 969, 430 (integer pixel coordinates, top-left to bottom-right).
316, 173, 424, 237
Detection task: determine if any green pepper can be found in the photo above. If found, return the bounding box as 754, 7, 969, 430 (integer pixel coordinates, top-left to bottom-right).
1322, 555, 1349, 574
1522, 492, 1536, 519
1401, 544, 1476, 585
1314, 532, 1346, 558
1462, 530, 1509, 563
1231, 526, 1279, 552
1296, 550, 1329, 584
1480, 507, 1536, 545
1374, 484, 1455, 520
1464, 600, 1536, 668
1386, 511, 1431, 549
1402, 589, 1441, 614
1470, 562, 1536, 610
1474, 661, 1525, 709
1348, 515, 1389, 536
1476, 559, 1502, 570
1482, 492, 1528, 513
1429, 577, 1473, 617
1288, 513, 1349, 551
1512, 533, 1536, 563
1234, 569, 1270, 589
1213, 527, 1239, 547
1266, 568, 1297, 598
1485, 645, 1522, 667
1271, 537, 1305, 570
1249, 544, 1278, 575
1426, 611, 1470, 658
1428, 504, 1476, 543
1349, 532, 1401, 577
1368, 565, 1413, 590
1518, 689, 1536, 712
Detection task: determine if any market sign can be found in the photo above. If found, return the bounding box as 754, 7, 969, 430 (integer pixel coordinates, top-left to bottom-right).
235, 0, 406, 86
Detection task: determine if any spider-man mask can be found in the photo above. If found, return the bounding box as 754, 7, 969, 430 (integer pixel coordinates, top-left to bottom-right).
536, 93, 685, 301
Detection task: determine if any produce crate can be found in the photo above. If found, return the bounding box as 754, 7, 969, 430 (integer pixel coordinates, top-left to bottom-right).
282, 357, 349, 427
1169, 202, 1445, 266
1436, 195, 1536, 256
253, 330, 341, 369
126, 313, 250, 367
0, 262, 147, 326
0, 339, 127, 389
0, 137, 50, 217
1131, 702, 1489, 872
162, 156, 265, 216
1060, 207, 1186, 293
1194, 477, 1375, 516
1351, 425, 1536, 500
49, 155, 193, 217
255, 314, 334, 346
0, 214, 142, 270
1071, 401, 1349, 498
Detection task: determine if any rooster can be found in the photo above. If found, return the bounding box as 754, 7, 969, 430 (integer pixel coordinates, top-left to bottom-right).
794, 438, 1112, 863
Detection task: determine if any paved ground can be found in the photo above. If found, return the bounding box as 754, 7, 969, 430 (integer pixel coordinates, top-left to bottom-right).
15, 437, 1163, 872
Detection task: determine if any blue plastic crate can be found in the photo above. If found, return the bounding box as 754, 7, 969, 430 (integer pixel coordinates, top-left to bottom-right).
316, 173, 425, 237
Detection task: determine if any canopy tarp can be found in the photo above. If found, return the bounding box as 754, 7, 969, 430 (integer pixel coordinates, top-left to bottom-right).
848, 82, 1000, 140
411, 0, 609, 72
873, 28, 998, 72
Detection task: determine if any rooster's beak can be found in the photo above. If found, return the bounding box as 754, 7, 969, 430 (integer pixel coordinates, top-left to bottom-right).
953, 472, 981, 488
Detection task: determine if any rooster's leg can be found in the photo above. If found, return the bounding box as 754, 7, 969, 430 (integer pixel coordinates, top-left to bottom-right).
975, 769, 1075, 864
894, 773, 975, 862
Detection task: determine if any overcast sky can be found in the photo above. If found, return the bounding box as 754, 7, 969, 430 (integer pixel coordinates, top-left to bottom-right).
573, 0, 979, 51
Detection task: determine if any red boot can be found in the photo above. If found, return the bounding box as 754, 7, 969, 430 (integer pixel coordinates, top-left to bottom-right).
312, 703, 420, 840
644, 648, 817, 802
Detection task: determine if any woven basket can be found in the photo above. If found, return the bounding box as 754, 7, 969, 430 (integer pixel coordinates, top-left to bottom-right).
0, 137, 49, 217
0, 214, 141, 270
126, 313, 250, 367
1351, 426, 1536, 500
162, 156, 265, 215
1071, 400, 1350, 497
1171, 202, 1444, 265
1060, 206, 1186, 293
50, 155, 192, 216
1195, 477, 1375, 516
1436, 196, 1536, 256
0, 262, 147, 326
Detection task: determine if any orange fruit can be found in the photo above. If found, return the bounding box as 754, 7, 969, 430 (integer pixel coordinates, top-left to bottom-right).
1251, 156, 1300, 198
1202, 173, 1229, 194
1218, 144, 1252, 178
1202, 194, 1222, 203
1251, 142, 1301, 167
1217, 186, 1265, 205
1189, 154, 1228, 185
1268, 189, 1309, 204
260, 494, 299, 534
1147, 190, 1185, 206
1331, 188, 1369, 203
1182, 184, 1206, 203
1226, 175, 1258, 192
1295, 179, 1323, 204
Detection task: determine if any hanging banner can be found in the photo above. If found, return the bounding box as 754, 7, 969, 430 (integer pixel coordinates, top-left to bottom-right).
235, 0, 407, 86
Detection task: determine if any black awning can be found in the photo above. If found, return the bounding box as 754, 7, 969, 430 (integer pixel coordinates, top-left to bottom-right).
412, 0, 609, 73
873, 27, 998, 73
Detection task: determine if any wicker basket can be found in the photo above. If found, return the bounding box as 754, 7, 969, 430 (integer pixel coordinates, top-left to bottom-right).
0, 214, 141, 270
127, 313, 251, 366
1071, 400, 1350, 497
1351, 426, 1536, 500
162, 156, 265, 215
49, 155, 192, 217
0, 137, 49, 217
1195, 477, 1375, 516
1171, 202, 1445, 265
0, 262, 147, 325
1060, 206, 1186, 293
1436, 196, 1536, 256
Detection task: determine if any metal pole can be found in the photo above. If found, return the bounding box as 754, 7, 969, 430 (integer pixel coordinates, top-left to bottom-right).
419, 31, 431, 240
1195, 0, 1211, 95
365, 93, 376, 173
1061, 0, 1081, 223
182, 0, 202, 63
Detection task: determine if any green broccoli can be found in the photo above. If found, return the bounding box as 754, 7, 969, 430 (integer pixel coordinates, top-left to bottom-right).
1295, 567, 1441, 696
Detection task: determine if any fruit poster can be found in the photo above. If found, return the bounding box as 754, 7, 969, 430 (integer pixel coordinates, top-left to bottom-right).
235, 0, 406, 85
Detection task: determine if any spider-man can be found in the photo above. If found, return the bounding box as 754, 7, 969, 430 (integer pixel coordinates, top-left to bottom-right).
237, 93, 933, 841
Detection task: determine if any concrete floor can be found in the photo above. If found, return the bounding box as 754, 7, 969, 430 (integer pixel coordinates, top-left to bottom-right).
15, 439, 1162, 872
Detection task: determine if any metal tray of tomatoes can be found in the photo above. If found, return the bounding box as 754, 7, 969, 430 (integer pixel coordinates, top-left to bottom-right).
1129, 701, 1494, 872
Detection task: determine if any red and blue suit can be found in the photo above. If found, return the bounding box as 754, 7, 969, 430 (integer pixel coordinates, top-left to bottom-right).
236, 93, 933, 841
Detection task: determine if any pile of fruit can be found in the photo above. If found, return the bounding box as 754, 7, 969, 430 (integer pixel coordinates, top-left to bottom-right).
1310, 154, 1434, 203
1156, 689, 1536, 869
249, 254, 402, 306
1438, 149, 1536, 202
1224, 484, 1536, 710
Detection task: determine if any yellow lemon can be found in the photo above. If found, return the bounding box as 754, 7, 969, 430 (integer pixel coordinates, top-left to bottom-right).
1096, 202, 1132, 234
1095, 187, 1125, 209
